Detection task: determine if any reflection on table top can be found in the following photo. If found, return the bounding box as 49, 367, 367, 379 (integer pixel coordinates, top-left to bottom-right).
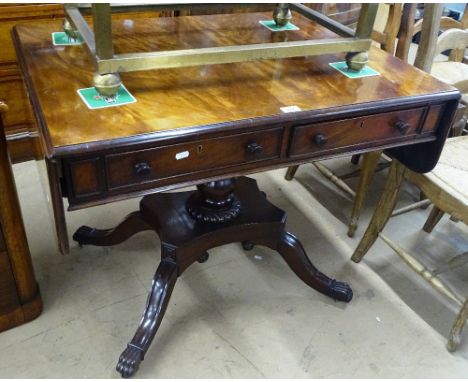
14, 11, 454, 153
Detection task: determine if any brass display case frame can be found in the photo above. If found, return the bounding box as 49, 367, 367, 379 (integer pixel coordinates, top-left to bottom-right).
64, 3, 378, 94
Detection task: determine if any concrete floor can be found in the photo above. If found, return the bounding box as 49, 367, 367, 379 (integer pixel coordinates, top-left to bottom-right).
1, 157, 467, 378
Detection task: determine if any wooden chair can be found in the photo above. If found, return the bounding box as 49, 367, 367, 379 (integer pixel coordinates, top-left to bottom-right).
371, 3, 403, 55
349, 23, 468, 236
307, 3, 362, 29
429, 28, 468, 111
284, 3, 416, 233
411, 4, 468, 65
350, 7, 468, 234
414, 28, 468, 229
351, 135, 468, 352
287, 5, 468, 239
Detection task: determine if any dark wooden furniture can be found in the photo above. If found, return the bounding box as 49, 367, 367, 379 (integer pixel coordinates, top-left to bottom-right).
14, 11, 459, 378
283, 3, 417, 237
0, 4, 64, 162
0, 3, 174, 163
0, 101, 42, 332
351, 136, 468, 352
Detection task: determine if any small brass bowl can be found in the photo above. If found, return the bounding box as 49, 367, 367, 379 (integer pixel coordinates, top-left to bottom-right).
93, 73, 122, 97
273, 5, 292, 27
345, 52, 369, 72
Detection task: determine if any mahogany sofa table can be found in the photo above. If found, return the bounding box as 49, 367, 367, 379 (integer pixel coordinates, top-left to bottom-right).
14, 11, 459, 378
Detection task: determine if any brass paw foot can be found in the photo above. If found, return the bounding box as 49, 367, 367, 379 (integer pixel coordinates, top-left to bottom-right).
116, 344, 143, 378
329, 280, 353, 302
197, 252, 209, 263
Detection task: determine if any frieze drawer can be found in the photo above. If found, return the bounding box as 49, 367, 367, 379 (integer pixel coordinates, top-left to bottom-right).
289, 107, 428, 158
105, 128, 283, 190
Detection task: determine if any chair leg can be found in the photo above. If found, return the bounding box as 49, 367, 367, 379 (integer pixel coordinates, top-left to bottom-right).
351, 160, 407, 263
285, 165, 299, 181
313, 162, 356, 197
423, 206, 445, 233
451, 103, 467, 137
348, 151, 383, 237
419, 191, 426, 201
447, 299, 468, 352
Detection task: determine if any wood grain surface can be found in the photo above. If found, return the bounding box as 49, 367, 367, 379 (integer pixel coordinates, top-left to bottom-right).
0, 101, 42, 332
13, 12, 455, 157
0, 3, 175, 162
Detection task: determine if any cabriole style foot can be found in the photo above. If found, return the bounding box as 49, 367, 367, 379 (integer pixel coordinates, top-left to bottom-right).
73, 211, 150, 247
116, 344, 143, 378
242, 241, 255, 251
197, 252, 209, 263
272, 231, 352, 302
116, 260, 177, 378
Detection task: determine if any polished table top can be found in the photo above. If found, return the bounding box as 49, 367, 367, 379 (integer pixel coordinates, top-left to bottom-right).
14, 11, 455, 158
10, 11, 463, 376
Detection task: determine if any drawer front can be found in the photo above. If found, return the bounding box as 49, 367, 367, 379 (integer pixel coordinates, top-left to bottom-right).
106, 128, 282, 190
289, 107, 426, 158
68, 157, 105, 199
421, 104, 444, 134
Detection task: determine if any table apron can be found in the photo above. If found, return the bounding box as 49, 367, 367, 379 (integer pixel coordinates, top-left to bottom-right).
60, 101, 448, 210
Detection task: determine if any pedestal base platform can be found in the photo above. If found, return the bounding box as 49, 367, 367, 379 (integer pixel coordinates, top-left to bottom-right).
73, 176, 352, 378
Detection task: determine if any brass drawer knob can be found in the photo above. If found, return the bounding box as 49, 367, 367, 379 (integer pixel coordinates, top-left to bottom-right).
247, 142, 263, 155
314, 133, 328, 146
394, 120, 410, 134
134, 161, 151, 176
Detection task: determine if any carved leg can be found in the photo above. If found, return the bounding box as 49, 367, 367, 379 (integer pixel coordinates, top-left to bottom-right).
269, 231, 353, 302
73, 211, 150, 247
285, 165, 299, 181
423, 206, 445, 233
348, 151, 382, 237
351, 160, 407, 263
116, 260, 178, 378
447, 299, 468, 352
